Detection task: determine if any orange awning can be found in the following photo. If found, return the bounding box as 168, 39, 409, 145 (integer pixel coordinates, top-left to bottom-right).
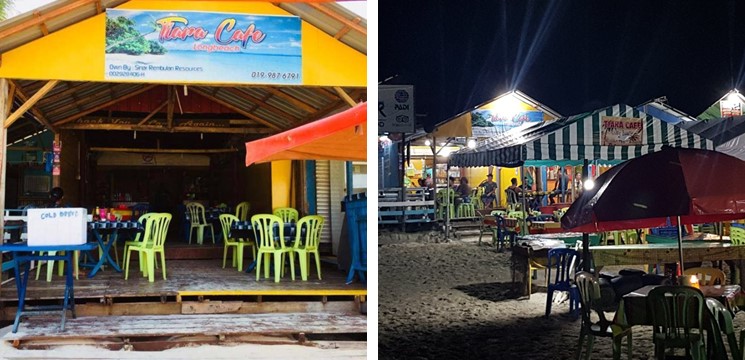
245, 102, 367, 166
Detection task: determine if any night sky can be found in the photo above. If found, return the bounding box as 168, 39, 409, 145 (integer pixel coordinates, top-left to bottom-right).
379, 0, 745, 131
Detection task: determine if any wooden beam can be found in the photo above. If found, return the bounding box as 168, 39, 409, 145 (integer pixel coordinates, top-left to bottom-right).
167, 86, 174, 129
190, 87, 282, 130
301, 89, 365, 125
138, 100, 168, 126
225, 87, 299, 121
60, 123, 275, 135
308, 3, 366, 36
0, 0, 97, 40
53, 84, 158, 126
95, 0, 102, 14
333, 86, 357, 107
4, 81, 14, 117
34, 12, 50, 36
334, 17, 362, 40
4, 80, 58, 128
7, 80, 56, 131
261, 87, 317, 113
90, 147, 237, 154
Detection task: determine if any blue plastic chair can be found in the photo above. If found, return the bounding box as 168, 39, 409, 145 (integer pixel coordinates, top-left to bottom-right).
546, 248, 580, 318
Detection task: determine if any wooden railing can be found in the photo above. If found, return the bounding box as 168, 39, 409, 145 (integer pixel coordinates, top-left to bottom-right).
378, 187, 435, 230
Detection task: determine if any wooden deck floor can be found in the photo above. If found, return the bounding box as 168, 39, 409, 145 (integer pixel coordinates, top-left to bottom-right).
0, 259, 366, 302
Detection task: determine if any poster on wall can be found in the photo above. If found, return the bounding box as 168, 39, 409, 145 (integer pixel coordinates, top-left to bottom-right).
104, 9, 302, 84
601, 116, 644, 145
471, 109, 544, 137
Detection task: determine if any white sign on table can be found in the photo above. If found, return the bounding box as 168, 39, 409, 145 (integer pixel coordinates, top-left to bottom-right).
27, 208, 87, 246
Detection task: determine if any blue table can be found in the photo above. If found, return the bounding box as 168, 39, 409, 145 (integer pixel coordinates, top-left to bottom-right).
84, 221, 144, 278
0, 242, 98, 333
230, 221, 298, 274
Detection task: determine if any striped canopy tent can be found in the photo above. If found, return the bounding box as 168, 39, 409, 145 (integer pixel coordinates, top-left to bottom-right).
677, 115, 745, 161
449, 104, 714, 168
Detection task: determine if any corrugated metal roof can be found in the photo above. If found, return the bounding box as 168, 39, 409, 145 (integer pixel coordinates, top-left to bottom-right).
2, 1, 366, 144
0, 0, 365, 55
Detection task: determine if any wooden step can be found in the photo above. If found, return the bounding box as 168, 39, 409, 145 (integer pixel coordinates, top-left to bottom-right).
4, 313, 367, 341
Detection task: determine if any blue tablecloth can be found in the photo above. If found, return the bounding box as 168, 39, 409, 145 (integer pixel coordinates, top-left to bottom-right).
229, 221, 299, 274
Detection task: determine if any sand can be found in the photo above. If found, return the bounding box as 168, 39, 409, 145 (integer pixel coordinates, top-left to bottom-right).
378, 235, 745, 360
0, 337, 366, 360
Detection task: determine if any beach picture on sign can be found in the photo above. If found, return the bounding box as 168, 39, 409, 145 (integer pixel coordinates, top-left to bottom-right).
104, 9, 301, 84
601, 116, 644, 146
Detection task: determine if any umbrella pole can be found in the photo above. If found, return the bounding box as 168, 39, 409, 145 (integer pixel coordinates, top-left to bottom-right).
520, 165, 528, 234
445, 162, 450, 240
582, 159, 590, 272
677, 215, 685, 275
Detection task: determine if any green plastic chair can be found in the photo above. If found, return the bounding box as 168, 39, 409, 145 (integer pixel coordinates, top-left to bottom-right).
705, 298, 744, 360
252, 214, 294, 283
457, 201, 476, 218
648, 286, 706, 360
507, 211, 527, 220
235, 201, 250, 221
123, 213, 157, 274
35, 251, 79, 281
124, 213, 171, 282
575, 272, 632, 360
436, 189, 455, 220
273, 207, 299, 223
291, 215, 324, 281
220, 214, 256, 271
730, 226, 745, 245
186, 202, 215, 245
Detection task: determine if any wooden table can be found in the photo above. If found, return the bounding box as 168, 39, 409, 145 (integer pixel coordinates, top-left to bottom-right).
511, 238, 567, 297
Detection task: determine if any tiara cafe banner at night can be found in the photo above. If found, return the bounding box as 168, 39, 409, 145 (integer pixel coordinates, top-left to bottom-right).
104, 9, 302, 85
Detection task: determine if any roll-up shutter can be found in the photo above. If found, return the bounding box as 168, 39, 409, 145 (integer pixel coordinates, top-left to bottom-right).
315, 160, 332, 244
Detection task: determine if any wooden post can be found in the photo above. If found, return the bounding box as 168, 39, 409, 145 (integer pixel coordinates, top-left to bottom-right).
0, 79, 7, 295
0, 79, 8, 240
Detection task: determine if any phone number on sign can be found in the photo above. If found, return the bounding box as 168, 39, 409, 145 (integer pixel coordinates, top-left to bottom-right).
251, 72, 300, 80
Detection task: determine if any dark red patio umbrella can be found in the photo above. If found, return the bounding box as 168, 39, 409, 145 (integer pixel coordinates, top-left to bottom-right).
561, 146, 745, 270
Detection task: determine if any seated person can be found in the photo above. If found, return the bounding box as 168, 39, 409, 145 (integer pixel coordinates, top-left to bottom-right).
454, 177, 471, 205
47, 187, 67, 208
478, 174, 498, 208
505, 178, 521, 205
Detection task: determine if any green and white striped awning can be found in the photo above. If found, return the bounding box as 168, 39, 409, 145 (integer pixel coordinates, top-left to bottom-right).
449, 104, 714, 167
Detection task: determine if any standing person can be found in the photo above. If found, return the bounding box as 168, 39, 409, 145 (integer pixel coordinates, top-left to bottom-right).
550, 168, 569, 204
478, 174, 498, 208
